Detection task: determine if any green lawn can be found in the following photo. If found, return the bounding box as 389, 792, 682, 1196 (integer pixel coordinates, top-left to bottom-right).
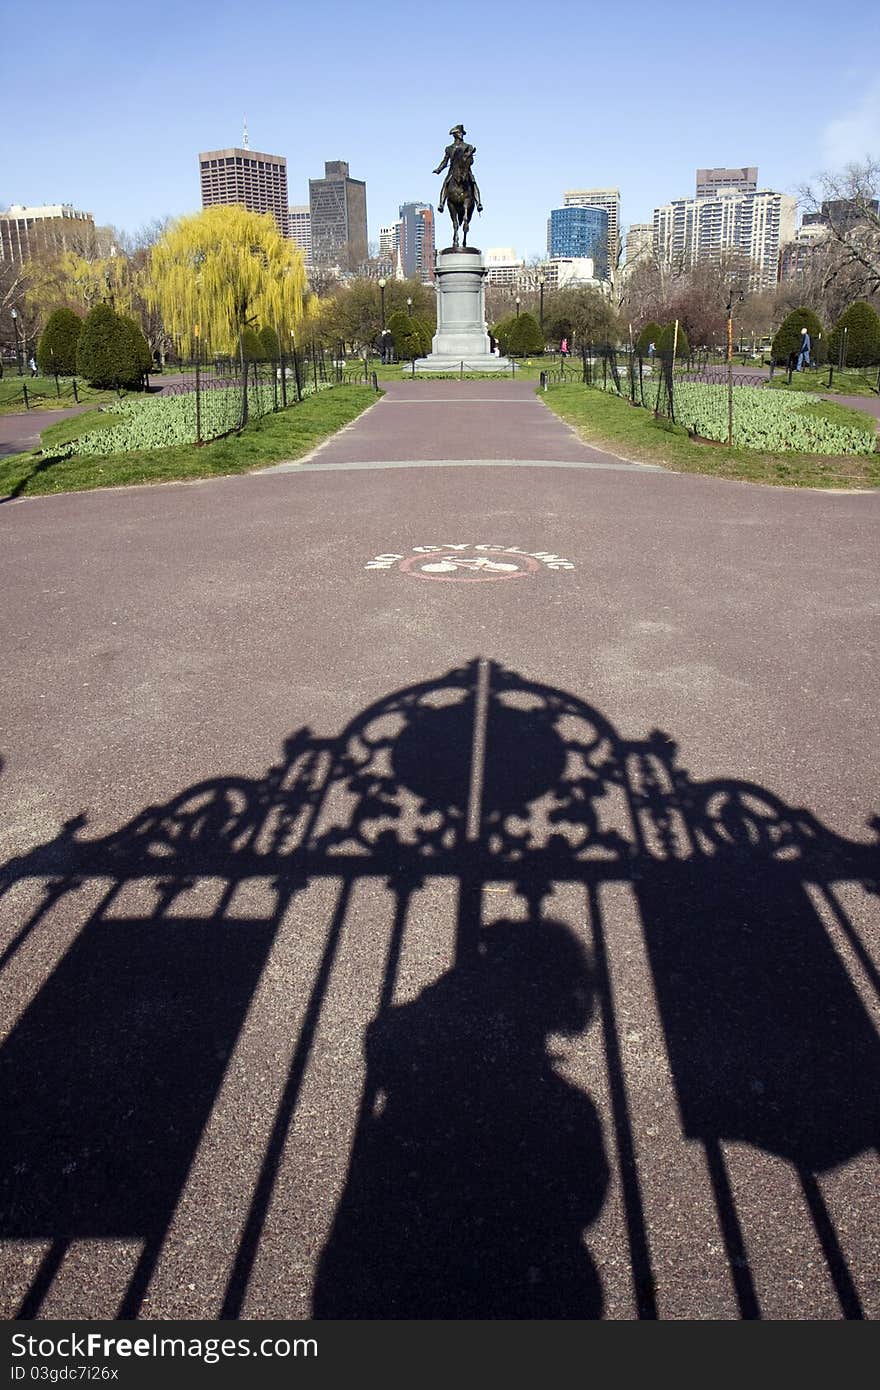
541, 383, 880, 489
767, 366, 880, 397
0, 374, 129, 414
0, 386, 379, 499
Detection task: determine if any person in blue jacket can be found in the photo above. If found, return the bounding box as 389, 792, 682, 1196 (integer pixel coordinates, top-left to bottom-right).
796, 327, 811, 371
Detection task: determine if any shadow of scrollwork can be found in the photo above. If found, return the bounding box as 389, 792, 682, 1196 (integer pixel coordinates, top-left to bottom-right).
0, 659, 877, 1320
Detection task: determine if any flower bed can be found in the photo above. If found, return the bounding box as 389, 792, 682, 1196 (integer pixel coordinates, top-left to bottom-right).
55, 381, 330, 456
604, 378, 876, 455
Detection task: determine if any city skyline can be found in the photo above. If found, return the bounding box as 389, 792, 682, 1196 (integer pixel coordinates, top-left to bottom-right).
2, 0, 879, 261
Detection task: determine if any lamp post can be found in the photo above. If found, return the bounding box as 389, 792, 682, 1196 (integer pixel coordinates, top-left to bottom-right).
515, 295, 521, 317
378, 277, 388, 363
11, 308, 23, 375
406, 296, 413, 318
538, 276, 545, 331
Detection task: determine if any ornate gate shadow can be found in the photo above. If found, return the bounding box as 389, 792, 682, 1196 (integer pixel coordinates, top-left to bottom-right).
1, 659, 878, 1318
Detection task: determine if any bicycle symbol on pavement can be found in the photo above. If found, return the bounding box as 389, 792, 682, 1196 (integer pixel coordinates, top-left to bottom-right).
365, 544, 576, 583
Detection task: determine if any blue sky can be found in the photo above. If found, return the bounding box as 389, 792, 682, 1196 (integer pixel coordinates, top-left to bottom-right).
3, 0, 879, 258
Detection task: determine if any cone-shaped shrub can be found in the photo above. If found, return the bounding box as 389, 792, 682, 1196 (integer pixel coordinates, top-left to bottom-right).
37, 307, 83, 376
771, 307, 825, 365
507, 311, 544, 356
636, 320, 663, 356
657, 322, 690, 358
827, 301, 880, 367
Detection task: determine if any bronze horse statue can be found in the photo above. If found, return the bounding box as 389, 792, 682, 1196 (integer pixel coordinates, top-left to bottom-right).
433, 124, 483, 250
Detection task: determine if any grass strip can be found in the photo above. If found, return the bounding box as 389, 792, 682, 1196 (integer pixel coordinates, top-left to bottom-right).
541, 383, 880, 489
0, 386, 378, 499
0, 375, 126, 414
767, 368, 880, 398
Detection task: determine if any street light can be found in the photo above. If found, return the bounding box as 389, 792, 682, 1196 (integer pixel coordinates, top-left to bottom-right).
515, 295, 521, 317
11, 307, 23, 376
538, 276, 545, 331
406, 296, 413, 317
378, 277, 387, 331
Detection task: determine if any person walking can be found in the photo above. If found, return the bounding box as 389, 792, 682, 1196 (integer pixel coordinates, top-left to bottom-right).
796, 327, 811, 372
28, 354, 37, 377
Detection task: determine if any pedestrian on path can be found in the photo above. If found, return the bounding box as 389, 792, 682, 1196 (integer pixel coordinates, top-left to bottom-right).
28, 355, 37, 377
796, 328, 811, 372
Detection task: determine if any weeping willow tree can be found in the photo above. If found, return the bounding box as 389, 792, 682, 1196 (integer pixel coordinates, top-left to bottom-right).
143, 206, 307, 363
26, 250, 138, 323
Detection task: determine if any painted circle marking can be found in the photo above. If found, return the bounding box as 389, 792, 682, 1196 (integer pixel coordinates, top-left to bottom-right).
398, 552, 540, 583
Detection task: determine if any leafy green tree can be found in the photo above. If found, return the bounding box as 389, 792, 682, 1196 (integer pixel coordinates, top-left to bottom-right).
119, 315, 152, 382
259, 325, 281, 360
657, 322, 690, 358
412, 318, 433, 356
771, 307, 826, 365
144, 205, 307, 360
491, 316, 517, 355
507, 311, 544, 356
240, 327, 263, 361
636, 320, 663, 357
543, 288, 619, 349
76, 303, 146, 388
387, 310, 427, 360
36, 307, 83, 376
827, 300, 880, 366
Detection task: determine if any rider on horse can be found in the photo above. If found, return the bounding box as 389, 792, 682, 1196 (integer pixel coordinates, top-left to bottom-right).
433, 124, 483, 220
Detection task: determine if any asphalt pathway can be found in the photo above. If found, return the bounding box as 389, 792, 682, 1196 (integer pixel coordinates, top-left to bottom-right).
0, 406, 90, 458
267, 378, 664, 470
0, 381, 878, 1323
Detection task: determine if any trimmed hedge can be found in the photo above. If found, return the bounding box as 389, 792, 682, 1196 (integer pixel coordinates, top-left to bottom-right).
827, 301, 880, 367
37, 307, 83, 376
657, 322, 690, 358
76, 304, 149, 389
771, 307, 826, 366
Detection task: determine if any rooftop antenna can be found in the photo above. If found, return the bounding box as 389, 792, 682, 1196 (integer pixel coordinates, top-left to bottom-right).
242, 114, 250, 150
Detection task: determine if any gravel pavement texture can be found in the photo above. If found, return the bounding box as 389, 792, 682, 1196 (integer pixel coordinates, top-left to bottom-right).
1, 381, 878, 1322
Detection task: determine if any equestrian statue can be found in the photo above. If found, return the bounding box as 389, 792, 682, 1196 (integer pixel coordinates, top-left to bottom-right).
433, 124, 483, 250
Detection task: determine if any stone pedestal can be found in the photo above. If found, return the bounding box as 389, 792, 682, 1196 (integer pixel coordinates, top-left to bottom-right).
413, 247, 512, 373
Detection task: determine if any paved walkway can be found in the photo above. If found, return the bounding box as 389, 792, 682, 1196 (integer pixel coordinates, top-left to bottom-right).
0, 382, 878, 1322
0, 406, 90, 458
266, 379, 664, 471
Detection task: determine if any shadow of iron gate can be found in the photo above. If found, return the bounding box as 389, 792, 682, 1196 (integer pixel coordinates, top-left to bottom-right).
1, 659, 878, 1319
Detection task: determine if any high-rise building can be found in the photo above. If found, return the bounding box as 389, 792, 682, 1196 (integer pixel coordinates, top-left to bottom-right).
779, 223, 828, 283
308, 160, 368, 266
653, 188, 797, 290
802, 197, 880, 229
0, 204, 95, 263
563, 188, 620, 275
378, 224, 398, 259
289, 206, 312, 265
696, 167, 758, 198
624, 222, 653, 269
484, 247, 525, 287
549, 206, 610, 279
398, 202, 435, 281
199, 144, 289, 237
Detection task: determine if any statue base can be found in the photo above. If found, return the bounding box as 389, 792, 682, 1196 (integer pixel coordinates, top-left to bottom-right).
411, 248, 512, 374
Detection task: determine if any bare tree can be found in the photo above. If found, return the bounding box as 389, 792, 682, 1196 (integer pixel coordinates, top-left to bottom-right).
798, 158, 880, 304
